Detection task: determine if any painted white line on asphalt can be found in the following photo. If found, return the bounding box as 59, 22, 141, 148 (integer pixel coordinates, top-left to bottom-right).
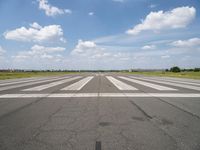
0, 76, 72, 91
0, 93, 200, 98
146, 77, 200, 86
23, 76, 82, 91
49, 93, 98, 97
157, 77, 200, 84
119, 76, 177, 91
0, 76, 61, 86
106, 76, 137, 90
129, 76, 200, 91
0, 94, 49, 98
61, 76, 94, 90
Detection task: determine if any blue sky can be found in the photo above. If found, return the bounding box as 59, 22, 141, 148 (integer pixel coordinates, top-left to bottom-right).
0, 0, 200, 70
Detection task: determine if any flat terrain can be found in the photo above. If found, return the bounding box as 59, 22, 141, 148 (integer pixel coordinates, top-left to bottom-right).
0, 73, 200, 150
0, 72, 75, 80
127, 71, 200, 79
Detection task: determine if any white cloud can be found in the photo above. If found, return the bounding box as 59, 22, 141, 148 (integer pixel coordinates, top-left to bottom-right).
4, 22, 66, 43
142, 45, 156, 50
126, 6, 196, 35
0, 46, 6, 56
37, 0, 71, 17
13, 45, 65, 61
67, 40, 133, 69
88, 12, 94, 16
30, 22, 42, 29
31, 45, 65, 53
71, 40, 110, 59
171, 38, 200, 47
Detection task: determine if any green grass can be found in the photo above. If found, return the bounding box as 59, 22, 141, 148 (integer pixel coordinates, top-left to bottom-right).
126, 71, 200, 79
0, 72, 76, 80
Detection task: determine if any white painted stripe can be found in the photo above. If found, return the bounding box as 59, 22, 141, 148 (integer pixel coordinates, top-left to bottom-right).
119, 76, 177, 91
0, 93, 200, 98
23, 76, 82, 91
129, 76, 200, 91
0, 76, 61, 86
49, 93, 98, 97
61, 76, 93, 90
0, 76, 71, 91
159, 77, 200, 84
147, 77, 200, 86
106, 76, 137, 90
0, 77, 37, 84
0, 94, 49, 98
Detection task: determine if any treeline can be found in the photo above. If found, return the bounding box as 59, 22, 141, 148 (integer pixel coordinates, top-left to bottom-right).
166, 66, 200, 73
0, 69, 123, 72
0, 69, 78, 72
0, 67, 199, 73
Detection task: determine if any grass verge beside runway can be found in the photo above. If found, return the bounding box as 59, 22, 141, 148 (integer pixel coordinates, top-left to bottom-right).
0, 72, 76, 80
126, 71, 200, 79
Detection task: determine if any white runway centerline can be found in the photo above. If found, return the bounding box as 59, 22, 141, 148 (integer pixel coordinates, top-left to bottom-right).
129, 76, 200, 91
23, 76, 82, 91
119, 76, 177, 91
106, 76, 137, 90
0, 93, 200, 98
61, 76, 94, 90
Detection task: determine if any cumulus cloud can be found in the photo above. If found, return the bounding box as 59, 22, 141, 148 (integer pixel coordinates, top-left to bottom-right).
30, 22, 42, 29
71, 40, 111, 59
13, 45, 65, 62
37, 0, 71, 17
67, 40, 132, 69
171, 38, 200, 47
142, 45, 156, 50
31, 45, 65, 53
126, 6, 196, 35
4, 22, 66, 43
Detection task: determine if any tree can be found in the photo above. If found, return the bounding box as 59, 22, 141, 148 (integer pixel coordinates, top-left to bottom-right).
194, 68, 200, 72
170, 66, 181, 73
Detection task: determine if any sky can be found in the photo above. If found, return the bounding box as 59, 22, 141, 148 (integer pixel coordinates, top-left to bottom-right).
0, 0, 200, 70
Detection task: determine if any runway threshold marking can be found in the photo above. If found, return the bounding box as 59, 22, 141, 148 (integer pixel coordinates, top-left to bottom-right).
106, 76, 137, 90
0, 76, 60, 86
129, 76, 200, 91
0, 76, 72, 92
61, 76, 94, 90
146, 77, 200, 86
119, 76, 177, 91
23, 76, 82, 91
0, 93, 200, 98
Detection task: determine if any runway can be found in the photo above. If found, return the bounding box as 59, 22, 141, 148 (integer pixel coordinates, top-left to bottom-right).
0, 73, 200, 150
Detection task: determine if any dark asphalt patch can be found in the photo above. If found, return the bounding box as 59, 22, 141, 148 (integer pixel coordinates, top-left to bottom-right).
95, 141, 101, 150
131, 116, 145, 121
99, 122, 111, 127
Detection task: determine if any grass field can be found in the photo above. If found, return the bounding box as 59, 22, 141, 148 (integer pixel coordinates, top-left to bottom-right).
126, 71, 200, 79
0, 72, 76, 80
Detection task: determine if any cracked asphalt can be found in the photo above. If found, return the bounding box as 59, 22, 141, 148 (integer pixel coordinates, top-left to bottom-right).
0, 73, 200, 150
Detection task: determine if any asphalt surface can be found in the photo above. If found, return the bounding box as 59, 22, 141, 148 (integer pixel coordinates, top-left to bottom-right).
0, 73, 200, 150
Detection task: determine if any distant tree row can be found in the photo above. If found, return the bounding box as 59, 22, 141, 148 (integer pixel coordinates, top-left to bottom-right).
166, 67, 200, 73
